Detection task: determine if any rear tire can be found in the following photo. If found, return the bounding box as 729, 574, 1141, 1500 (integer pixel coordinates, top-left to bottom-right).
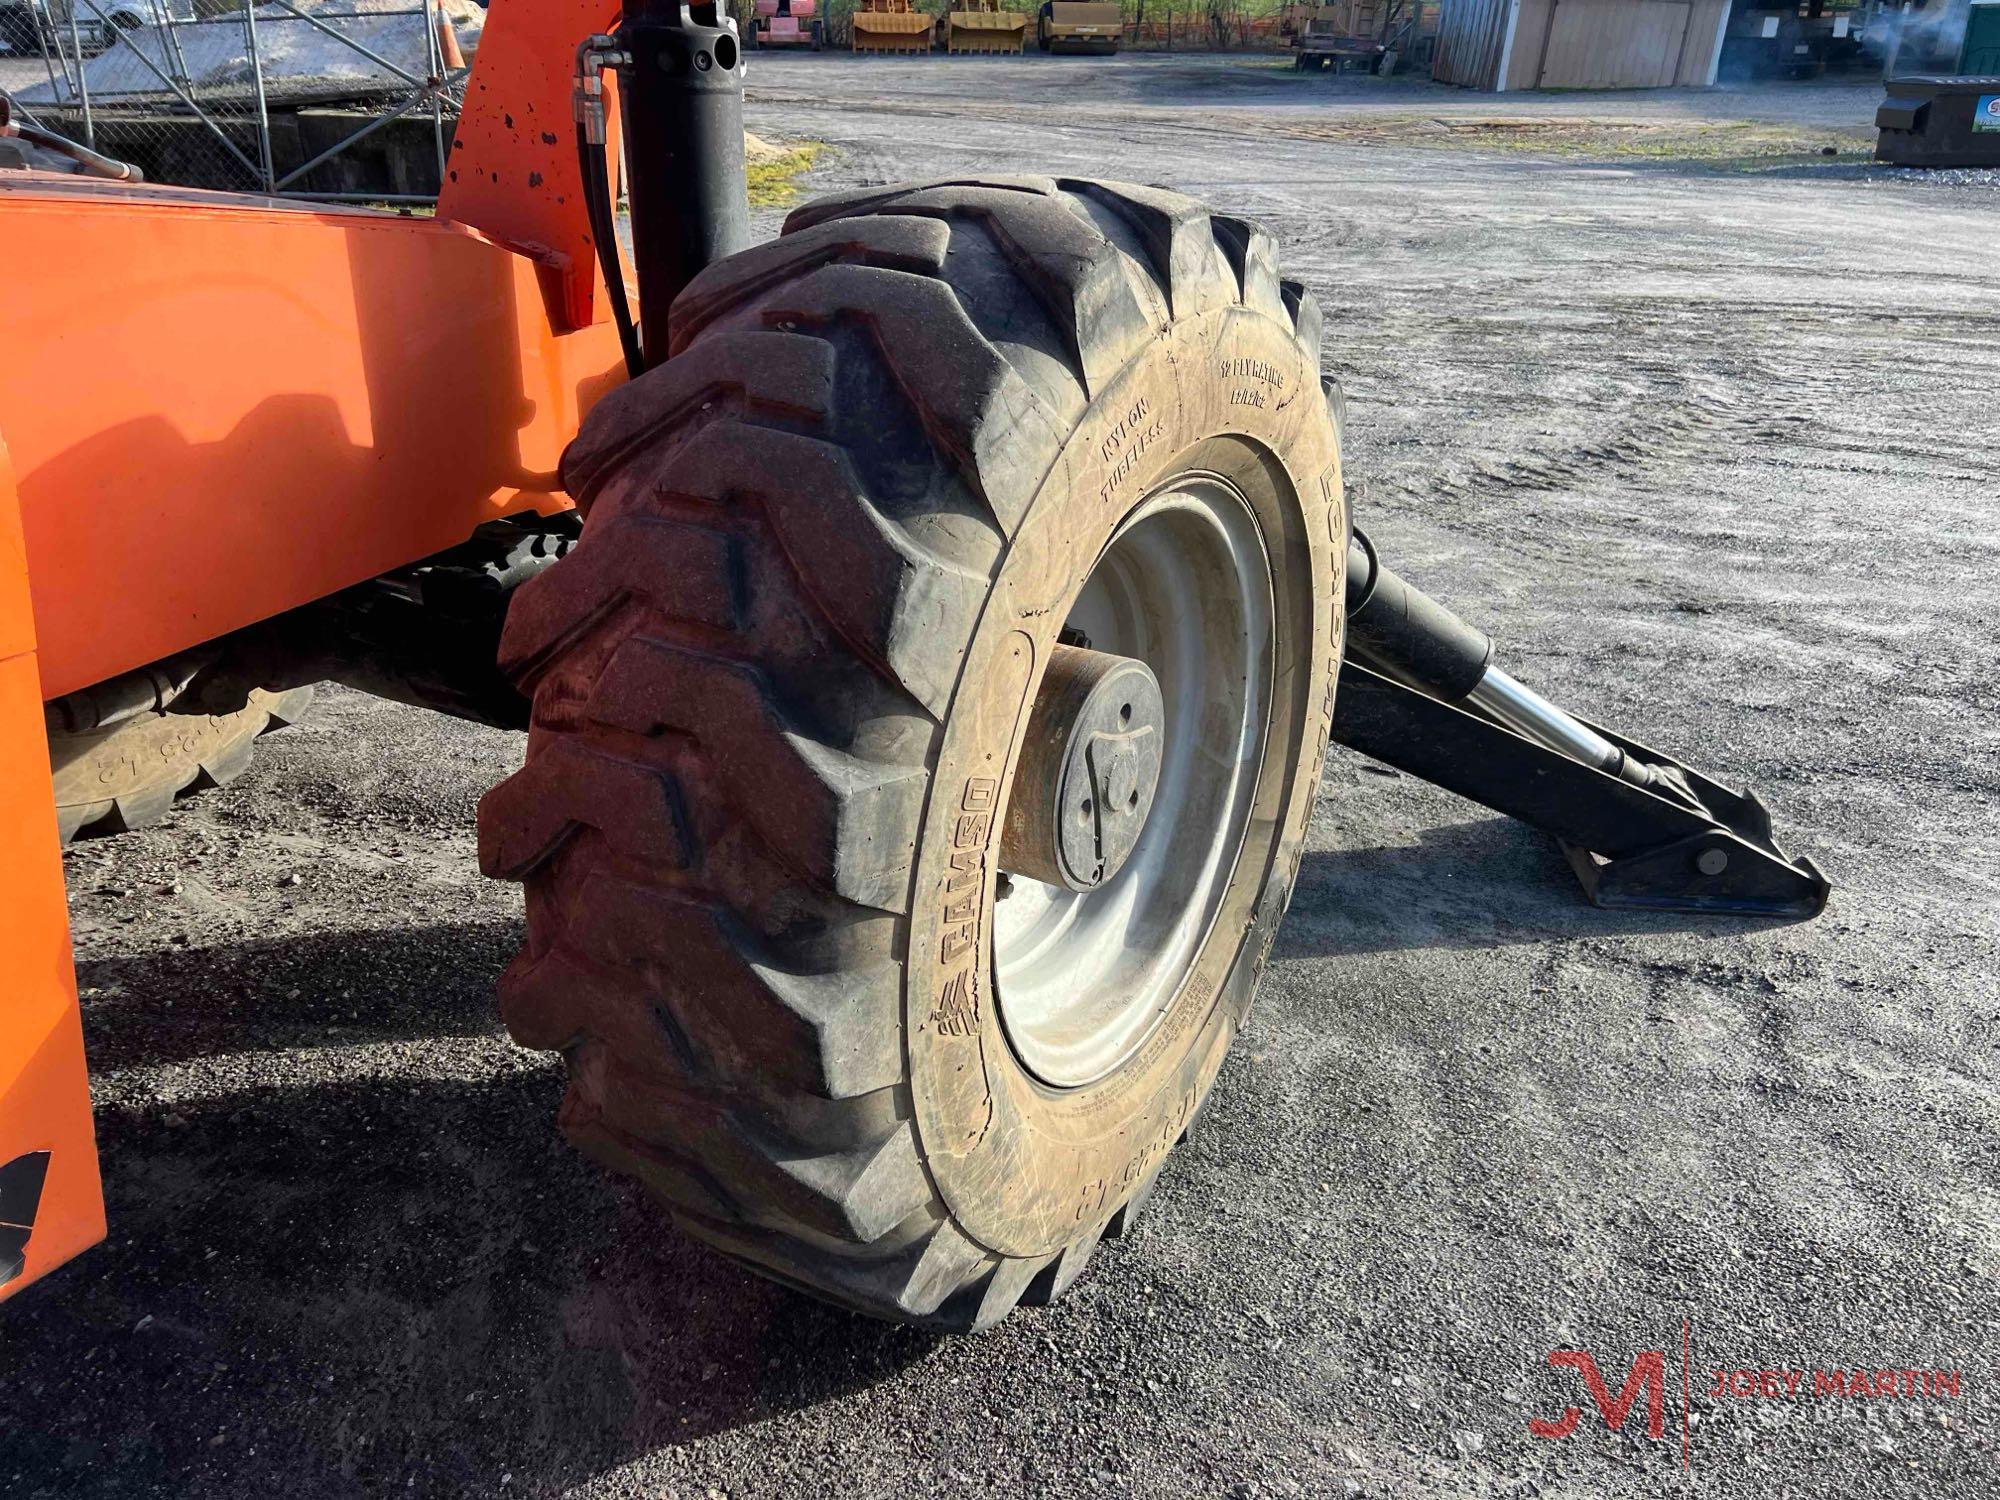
480, 176, 1346, 1329
51, 687, 312, 842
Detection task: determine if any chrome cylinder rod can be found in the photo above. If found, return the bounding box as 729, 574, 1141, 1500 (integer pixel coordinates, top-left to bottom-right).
1465, 665, 1624, 773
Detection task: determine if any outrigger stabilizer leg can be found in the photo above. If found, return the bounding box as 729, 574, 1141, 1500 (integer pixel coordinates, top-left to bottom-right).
1328, 530, 1830, 919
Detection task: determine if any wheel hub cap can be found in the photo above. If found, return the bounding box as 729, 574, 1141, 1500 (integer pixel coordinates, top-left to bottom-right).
1000, 644, 1165, 893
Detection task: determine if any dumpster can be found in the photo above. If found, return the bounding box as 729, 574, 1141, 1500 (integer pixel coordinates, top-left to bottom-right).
1875, 75, 2000, 168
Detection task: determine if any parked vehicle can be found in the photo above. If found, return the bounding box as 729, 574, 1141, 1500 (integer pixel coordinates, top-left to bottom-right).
0, 0, 49, 55
747, 0, 821, 49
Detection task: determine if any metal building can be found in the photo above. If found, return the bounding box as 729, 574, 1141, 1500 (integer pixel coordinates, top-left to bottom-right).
1434, 0, 1732, 89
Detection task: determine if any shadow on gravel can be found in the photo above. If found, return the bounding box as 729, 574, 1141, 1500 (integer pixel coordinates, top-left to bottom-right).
1280, 813, 1801, 956
75, 919, 528, 1070
12, 927, 938, 1497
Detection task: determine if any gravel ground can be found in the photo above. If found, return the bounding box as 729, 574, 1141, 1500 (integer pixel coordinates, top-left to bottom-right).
7, 52, 1999, 1500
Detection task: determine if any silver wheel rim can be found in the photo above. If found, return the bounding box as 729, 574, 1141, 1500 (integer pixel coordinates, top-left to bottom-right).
994, 475, 1276, 1089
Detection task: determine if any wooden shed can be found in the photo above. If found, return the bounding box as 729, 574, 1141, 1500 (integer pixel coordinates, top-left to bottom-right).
1433, 0, 1730, 89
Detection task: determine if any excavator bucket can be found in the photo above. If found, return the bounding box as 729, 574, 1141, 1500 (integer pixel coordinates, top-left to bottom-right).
851, 0, 934, 52
946, 0, 1028, 53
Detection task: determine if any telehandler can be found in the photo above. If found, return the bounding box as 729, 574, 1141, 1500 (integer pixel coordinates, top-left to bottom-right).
0, 0, 1825, 1328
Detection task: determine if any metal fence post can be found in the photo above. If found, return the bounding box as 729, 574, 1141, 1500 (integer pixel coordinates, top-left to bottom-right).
32, 5, 68, 110
64, 4, 95, 147
426, 0, 447, 183
242, 0, 276, 191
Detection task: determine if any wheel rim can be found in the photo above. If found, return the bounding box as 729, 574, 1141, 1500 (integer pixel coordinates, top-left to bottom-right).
993, 474, 1276, 1089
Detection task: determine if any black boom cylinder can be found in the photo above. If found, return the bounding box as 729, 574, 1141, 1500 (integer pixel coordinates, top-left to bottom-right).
1344, 531, 1493, 703
621, 1, 751, 366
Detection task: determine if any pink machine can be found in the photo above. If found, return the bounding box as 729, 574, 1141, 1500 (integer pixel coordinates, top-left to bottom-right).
749, 0, 822, 47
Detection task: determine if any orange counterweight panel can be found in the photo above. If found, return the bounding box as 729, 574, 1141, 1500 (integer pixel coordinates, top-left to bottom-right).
0, 180, 627, 701
0, 432, 105, 1302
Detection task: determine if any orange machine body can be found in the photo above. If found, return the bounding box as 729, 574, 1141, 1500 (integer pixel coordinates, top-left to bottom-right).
0, 0, 627, 1299
0, 432, 106, 1301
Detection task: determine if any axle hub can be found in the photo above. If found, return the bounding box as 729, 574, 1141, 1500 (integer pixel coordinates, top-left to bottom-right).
1000, 644, 1164, 892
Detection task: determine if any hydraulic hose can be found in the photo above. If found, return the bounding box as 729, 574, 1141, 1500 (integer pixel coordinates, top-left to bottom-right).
0, 112, 144, 182
573, 39, 644, 380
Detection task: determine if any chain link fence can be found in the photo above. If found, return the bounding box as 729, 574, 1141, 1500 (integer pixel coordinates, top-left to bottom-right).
759, 0, 1343, 53
1, 0, 474, 199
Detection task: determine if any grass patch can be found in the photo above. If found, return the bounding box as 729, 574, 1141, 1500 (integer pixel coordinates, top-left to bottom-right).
1258, 113, 1874, 166
1449, 119, 1873, 164
747, 142, 823, 207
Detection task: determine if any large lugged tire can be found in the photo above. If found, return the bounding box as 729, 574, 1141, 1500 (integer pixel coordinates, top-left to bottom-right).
51, 686, 312, 843
479, 176, 1346, 1329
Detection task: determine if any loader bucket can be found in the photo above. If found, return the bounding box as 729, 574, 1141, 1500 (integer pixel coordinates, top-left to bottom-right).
1040, 0, 1120, 52
852, 0, 935, 52
947, 0, 1028, 53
